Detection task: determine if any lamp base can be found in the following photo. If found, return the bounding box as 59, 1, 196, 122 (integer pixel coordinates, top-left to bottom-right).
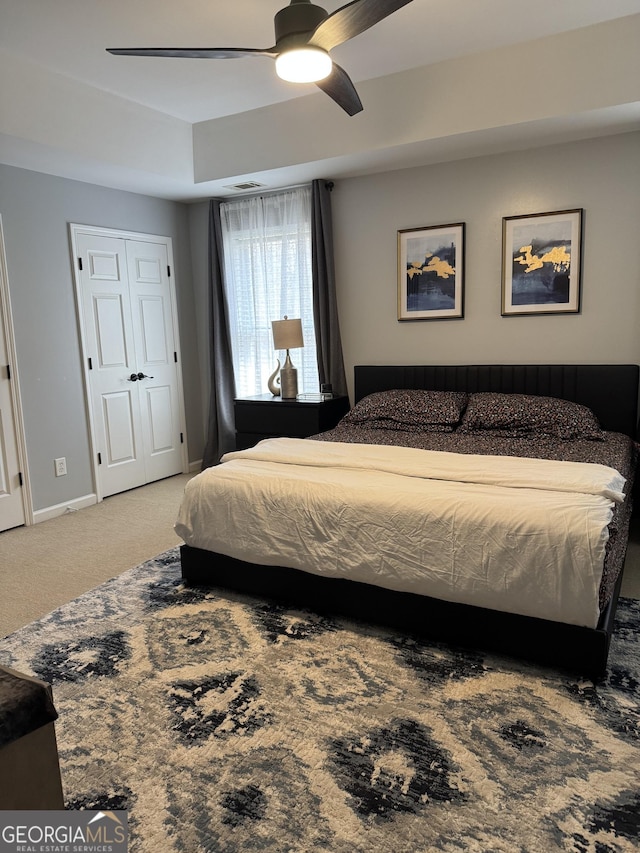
280, 352, 298, 399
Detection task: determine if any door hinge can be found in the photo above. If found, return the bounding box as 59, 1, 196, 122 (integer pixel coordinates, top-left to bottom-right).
18, 472, 23, 486
180, 432, 184, 444
97, 452, 102, 465
78, 257, 83, 271
88, 357, 93, 370
174, 352, 178, 363
167, 265, 171, 277
6, 364, 10, 380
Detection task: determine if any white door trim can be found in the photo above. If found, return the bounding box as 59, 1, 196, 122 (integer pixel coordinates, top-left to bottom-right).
69, 223, 189, 502
0, 214, 33, 525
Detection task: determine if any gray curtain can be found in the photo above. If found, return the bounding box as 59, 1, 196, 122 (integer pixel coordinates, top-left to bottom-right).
203, 183, 347, 467
311, 179, 348, 398
201, 200, 236, 468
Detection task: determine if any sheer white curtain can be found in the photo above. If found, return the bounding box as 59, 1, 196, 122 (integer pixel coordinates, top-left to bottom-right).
220, 186, 319, 397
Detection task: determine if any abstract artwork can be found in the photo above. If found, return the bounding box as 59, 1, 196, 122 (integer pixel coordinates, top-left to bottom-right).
502, 209, 583, 316
397, 223, 465, 320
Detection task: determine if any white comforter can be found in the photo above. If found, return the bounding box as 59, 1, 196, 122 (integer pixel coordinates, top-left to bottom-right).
175, 438, 626, 628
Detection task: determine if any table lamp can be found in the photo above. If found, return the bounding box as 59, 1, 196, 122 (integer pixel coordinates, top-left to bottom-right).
270, 316, 304, 399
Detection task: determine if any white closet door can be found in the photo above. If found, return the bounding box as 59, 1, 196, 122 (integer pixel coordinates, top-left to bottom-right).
75, 229, 185, 499
0, 235, 26, 530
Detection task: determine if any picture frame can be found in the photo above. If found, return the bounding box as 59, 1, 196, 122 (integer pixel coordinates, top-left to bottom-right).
501, 209, 583, 316
397, 223, 465, 320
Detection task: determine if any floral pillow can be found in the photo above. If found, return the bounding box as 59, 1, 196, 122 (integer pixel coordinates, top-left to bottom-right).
457, 392, 604, 440
341, 389, 469, 433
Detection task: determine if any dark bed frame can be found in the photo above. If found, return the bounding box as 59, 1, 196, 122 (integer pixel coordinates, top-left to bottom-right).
181, 364, 639, 681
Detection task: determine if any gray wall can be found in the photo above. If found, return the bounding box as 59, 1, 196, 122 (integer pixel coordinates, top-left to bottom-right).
2, 130, 639, 515
331, 132, 640, 398
186, 132, 640, 411
0, 164, 203, 512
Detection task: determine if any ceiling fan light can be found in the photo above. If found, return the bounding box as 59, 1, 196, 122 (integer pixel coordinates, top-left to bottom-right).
275, 47, 332, 83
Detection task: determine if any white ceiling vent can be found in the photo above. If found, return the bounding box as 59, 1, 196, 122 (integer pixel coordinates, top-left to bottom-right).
224, 181, 267, 191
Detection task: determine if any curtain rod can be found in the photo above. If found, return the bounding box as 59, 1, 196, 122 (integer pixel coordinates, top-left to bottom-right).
215, 179, 334, 204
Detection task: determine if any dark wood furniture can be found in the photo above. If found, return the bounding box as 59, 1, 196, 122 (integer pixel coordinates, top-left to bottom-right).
234, 394, 350, 450
183, 364, 639, 680
0, 665, 64, 809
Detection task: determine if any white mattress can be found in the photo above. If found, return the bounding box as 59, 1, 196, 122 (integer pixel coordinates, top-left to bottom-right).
175, 438, 626, 629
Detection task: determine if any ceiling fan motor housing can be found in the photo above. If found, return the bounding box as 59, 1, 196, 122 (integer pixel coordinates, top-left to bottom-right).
107, 0, 414, 115
274, 0, 328, 47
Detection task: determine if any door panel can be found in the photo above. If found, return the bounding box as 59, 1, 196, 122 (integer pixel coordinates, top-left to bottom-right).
126, 240, 183, 483
145, 385, 174, 453
0, 384, 25, 533
94, 294, 129, 367
0, 232, 26, 531
0, 413, 8, 495
103, 391, 137, 464
88, 249, 121, 280
139, 297, 167, 364
0, 394, 24, 531
134, 255, 162, 284
77, 233, 145, 497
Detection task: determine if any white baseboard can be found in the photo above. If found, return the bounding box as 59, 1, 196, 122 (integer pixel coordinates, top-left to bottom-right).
188, 460, 202, 473
33, 493, 97, 524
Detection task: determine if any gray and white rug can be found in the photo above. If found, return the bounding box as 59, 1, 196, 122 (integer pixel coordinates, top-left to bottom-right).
1, 548, 639, 852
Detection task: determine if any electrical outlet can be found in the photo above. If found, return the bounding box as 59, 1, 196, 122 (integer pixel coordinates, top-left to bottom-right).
54, 457, 67, 477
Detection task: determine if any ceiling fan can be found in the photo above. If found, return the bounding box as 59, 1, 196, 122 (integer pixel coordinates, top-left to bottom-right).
107, 0, 414, 116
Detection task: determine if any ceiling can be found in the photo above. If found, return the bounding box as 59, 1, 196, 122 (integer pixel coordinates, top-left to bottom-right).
1, 0, 639, 201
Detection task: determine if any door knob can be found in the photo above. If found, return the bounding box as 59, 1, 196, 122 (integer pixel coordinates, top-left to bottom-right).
137, 372, 154, 380
128, 373, 139, 381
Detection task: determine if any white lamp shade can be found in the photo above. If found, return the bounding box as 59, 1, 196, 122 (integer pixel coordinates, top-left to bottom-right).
275, 48, 332, 83
272, 317, 304, 350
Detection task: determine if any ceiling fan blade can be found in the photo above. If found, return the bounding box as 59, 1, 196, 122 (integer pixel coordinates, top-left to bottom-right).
309, 0, 413, 52
106, 47, 277, 59
315, 63, 363, 116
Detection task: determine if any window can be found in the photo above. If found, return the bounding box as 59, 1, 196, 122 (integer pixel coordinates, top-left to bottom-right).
220, 186, 319, 397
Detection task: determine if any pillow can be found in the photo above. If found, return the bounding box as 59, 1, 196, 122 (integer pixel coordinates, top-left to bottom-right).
457, 392, 604, 440
341, 389, 468, 433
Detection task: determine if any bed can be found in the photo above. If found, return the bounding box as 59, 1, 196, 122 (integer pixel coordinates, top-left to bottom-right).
177, 364, 639, 680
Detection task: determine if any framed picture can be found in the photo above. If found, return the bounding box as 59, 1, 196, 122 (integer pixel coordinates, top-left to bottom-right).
502, 209, 583, 316
397, 222, 465, 320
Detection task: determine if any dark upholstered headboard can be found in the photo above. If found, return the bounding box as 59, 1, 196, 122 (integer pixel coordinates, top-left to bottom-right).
354, 365, 639, 437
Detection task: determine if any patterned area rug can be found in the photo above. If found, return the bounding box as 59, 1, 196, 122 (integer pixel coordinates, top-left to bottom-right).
1, 548, 639, 852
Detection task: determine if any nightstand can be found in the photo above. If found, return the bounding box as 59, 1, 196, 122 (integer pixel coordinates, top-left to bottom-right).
234, 394, 350, 450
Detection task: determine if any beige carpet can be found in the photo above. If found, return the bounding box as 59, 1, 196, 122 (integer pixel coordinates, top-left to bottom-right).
0, 473, 193, 637
1, 471, 639, 638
